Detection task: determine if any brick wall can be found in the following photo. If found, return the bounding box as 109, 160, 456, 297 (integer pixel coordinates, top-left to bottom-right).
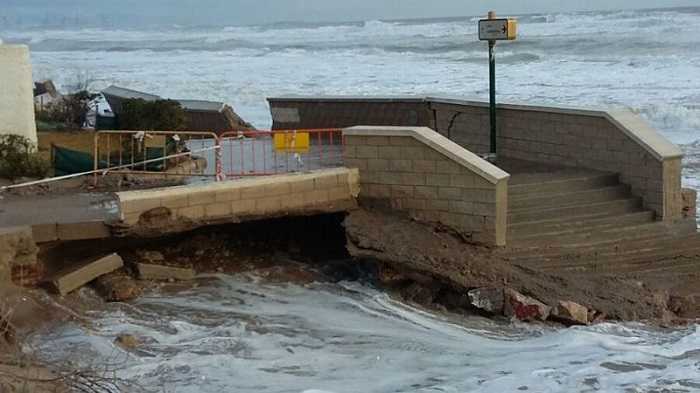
117, 168, 360, 228
268, 97, 434, 130
429, 99, 684, 220
344, 126, 509, 246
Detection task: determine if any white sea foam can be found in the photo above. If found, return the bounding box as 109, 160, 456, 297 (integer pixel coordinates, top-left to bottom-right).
32, 276, 700, 393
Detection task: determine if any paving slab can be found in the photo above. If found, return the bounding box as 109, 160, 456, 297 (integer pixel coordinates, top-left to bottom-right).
52, 253, 123, 295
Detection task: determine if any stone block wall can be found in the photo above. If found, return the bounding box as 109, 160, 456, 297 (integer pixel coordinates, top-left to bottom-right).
268, 97, 434, 130
344, 126, 509, 246
116, 168, 360, 229
431, 102, 491, 154
429, 99, 684, 220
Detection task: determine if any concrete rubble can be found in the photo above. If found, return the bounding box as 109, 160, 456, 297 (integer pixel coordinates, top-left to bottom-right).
503, 288, 552, 322
553, 300, 590, 325
52, 253, 124, 296
467, 287, 504, 314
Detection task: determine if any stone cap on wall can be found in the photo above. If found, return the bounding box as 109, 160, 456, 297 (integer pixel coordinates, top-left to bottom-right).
604, 110, 683, 161
344, 126, 510, 185
268, 96, 427, 103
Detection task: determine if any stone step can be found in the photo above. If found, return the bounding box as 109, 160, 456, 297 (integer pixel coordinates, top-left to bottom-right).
508, 198, 642, 224
510, 185, 630, 210
524, 241, 697, 270
504, 232, 670, 256
545, 257, 700, 276
508, 211, 655, 238
530, 239, 700, 272
510, 219, 657, 243
508, 220, 676, 248
508, 173, 619, 198
505, 220, 697, 258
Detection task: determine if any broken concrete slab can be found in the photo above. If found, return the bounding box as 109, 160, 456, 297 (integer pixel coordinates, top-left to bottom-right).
136, 263, 195, 281
31, 223, 58, 243
56, 221, 111, 241
31, 221, 111, 243
553, 300, 589, 325
52, 253, 124, 296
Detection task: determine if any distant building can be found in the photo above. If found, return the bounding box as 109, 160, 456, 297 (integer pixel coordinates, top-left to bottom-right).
33, 80, 62, 110
101, 85, 253, 133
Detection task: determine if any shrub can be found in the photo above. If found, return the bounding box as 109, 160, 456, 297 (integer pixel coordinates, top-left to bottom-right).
119, 98, 187, 131
0, 135, 50, 181
36, 90, 95, 129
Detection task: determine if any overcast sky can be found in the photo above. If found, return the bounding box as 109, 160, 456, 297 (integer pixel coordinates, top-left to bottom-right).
2, 0, 699, 26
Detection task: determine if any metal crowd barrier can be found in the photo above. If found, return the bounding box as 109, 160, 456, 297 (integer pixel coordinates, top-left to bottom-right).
92, 130, 220, 183
87, 128, 343, 185
218, 129, 344, 178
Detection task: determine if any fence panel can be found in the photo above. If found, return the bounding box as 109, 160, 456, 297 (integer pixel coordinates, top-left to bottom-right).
93, 130, 220, 182
219, 129, 343, 178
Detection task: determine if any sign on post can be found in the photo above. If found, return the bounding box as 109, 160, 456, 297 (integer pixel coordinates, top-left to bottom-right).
477, 12, 517, 160
273, 131, 310, 153
478, 19, 518, 41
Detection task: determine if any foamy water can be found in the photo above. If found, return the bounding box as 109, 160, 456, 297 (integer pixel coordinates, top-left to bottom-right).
6, 7, 700, 391
33, 275, 700, 392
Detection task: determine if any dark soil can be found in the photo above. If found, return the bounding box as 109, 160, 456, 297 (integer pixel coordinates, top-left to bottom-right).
33, 209, 698, 326
344, 208, 687, 324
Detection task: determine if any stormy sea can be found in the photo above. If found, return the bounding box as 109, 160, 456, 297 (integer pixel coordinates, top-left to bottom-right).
3, 7, 700, 392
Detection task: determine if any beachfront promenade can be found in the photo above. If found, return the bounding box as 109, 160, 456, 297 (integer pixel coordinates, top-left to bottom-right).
3, 96, 696, 247
3, 97, 700, 318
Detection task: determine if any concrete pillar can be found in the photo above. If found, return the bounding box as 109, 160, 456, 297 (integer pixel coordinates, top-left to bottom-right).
0, 45, 37, 144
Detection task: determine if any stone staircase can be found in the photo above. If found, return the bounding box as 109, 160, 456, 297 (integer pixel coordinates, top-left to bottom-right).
497, 161, 699, 283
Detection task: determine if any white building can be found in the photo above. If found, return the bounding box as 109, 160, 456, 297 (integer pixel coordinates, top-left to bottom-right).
33, 80, 62, 111
0, 45, 38, 144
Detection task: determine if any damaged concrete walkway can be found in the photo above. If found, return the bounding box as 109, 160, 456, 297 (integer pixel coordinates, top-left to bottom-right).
0, 167, 360, 242
0, 192, 119, 242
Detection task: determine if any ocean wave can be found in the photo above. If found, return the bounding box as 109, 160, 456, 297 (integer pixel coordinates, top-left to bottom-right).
2, 6, 697, 58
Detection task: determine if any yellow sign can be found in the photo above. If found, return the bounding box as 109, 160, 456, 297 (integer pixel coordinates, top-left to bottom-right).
273, 132, 310, 152
478, 18, 517, 41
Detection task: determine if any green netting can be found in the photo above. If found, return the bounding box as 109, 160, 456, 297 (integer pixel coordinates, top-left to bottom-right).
51, 145, 166, 176
52, 145, 101, 176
